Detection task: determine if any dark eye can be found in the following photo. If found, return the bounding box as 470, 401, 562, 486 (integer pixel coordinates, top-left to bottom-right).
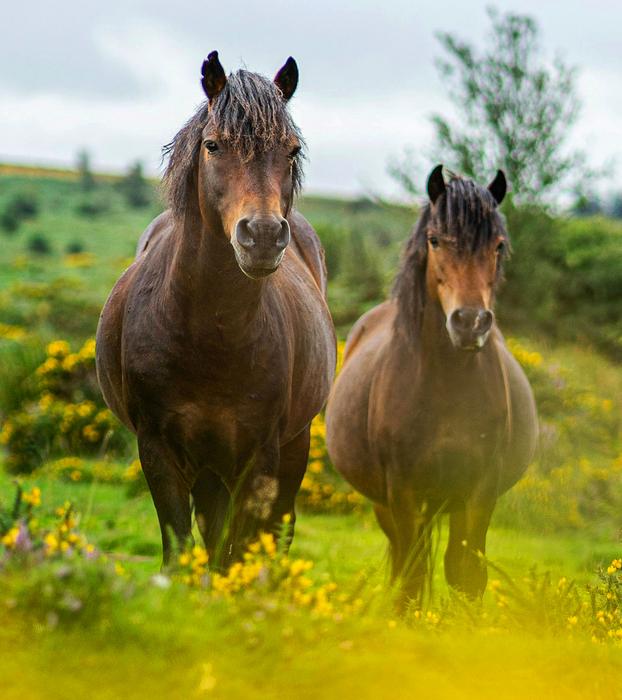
428, 236, 440, 249
496, 241, 506, 254
288, 145, 301, 160
204, 140, 219, 154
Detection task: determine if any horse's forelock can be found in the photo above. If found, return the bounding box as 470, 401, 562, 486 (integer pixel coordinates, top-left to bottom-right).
162, 69, 305, 219
434, 177, 506, 252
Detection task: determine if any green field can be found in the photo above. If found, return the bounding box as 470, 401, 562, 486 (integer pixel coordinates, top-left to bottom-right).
2, 166, 622, 699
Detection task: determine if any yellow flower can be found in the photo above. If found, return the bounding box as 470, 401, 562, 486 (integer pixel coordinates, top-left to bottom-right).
79, 338, 97, 360
36, 357, 59, 375
308, 460, 324, 474
259, 532, 276, 557
61, 353, 80, 372
82, 424, 100, 442
1, 526, 20, 548
46, 340, 70, 358
44, 532, 59, 554
22, 487, 41, 507
77, 401, 96, 418
0, 420, 13, 445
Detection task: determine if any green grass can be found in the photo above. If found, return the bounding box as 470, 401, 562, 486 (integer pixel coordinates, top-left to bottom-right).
2, 469, 622, 699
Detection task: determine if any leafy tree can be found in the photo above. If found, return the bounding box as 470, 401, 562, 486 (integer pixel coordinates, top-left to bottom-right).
392, 8, 594, 204
77, 150, 95, 192
118, 161, 152, 208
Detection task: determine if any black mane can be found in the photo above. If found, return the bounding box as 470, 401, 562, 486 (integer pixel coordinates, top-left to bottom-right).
162, 70, 305, 219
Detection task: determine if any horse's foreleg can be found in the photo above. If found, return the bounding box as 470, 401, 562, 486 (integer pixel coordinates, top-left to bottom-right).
192, 469, 231, 565
387, 486, 431, 609
138, 435, 192, 567
225, 439, 282, 560
268, 426, 310, 549
373, 504, 399, 578
446, 495, 496, 598
444, 508, 467, 591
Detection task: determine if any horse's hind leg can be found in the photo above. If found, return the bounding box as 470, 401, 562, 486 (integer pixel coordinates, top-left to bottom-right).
192, 469, 231, 565
138, 434, 192, 567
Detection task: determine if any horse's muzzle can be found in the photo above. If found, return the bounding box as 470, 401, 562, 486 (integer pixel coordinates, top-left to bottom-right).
233, 215, 290, 278
447, 307, 494, 350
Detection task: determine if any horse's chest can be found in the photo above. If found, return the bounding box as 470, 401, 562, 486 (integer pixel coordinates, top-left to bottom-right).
389, 394, 507, 499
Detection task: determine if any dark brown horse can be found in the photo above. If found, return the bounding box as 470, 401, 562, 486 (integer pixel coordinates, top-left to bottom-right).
96, 52, 336, 565
326, 166, 537, 602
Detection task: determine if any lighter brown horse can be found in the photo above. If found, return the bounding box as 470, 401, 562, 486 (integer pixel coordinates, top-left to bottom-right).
96, 52, 336, 565
326, 166, 537, 603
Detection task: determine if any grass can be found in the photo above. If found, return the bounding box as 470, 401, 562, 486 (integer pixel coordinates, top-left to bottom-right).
2, 469, 622, 699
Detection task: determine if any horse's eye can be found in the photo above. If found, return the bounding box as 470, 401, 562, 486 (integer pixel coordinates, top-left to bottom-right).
496, 241, 506, 254
289, 146, 301, 160
428, 236, 440, 249
204, 140, 219, 154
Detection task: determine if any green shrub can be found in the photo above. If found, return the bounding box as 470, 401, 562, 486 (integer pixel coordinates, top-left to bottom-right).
75, 191, 111, 217
499, 206, 622, 358
26, 233, 52, 255
65, 241, 85, 254
117, 162, 153, 208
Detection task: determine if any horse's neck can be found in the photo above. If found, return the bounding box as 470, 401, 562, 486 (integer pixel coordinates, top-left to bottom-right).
166, 215, 266, 345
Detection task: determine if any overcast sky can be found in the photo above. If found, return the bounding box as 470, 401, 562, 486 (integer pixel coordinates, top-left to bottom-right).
1, 0, 620, 198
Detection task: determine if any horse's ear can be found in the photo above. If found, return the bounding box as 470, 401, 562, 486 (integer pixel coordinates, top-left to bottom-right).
488, 170, 507, 205
427, 165, 446, 204
201, 51, 227, 101
274, 57, 298, 101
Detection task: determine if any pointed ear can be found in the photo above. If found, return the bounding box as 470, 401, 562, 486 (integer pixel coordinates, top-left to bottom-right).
488, 169, 507, 205
201, 51, 227, 101
274, 57, 299, 101
427, 164, 446, 204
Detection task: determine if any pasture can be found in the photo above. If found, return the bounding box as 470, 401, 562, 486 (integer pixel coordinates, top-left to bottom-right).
2, 167, 622, 698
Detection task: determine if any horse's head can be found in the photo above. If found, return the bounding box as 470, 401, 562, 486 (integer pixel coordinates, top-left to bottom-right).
424, 166, 508, 350
400, 166, 509, 351
194, 51, 303, 279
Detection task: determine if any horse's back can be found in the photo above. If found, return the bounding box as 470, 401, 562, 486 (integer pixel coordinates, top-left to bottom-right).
135, 210, 172, 258
325, 301, 396, 504
492, 334, 539, 492
288, 210, 328, 296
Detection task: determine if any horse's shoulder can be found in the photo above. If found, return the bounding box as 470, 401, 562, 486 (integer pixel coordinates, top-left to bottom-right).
135, 210, 173, 258
288, 210, 327, 295
344, 301, 395, 361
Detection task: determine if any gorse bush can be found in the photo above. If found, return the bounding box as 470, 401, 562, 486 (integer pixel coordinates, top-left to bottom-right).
494, 338, 621, 532
0, 338, 132, 473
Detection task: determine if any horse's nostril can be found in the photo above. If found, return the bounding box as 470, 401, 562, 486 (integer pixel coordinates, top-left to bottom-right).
477, 310, 494, 333
450, 308, 474, 333
235, 218, 255, 251
275, 219, 290, 251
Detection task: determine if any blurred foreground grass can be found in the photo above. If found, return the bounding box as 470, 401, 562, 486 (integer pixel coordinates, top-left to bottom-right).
2, 470, 622, 700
